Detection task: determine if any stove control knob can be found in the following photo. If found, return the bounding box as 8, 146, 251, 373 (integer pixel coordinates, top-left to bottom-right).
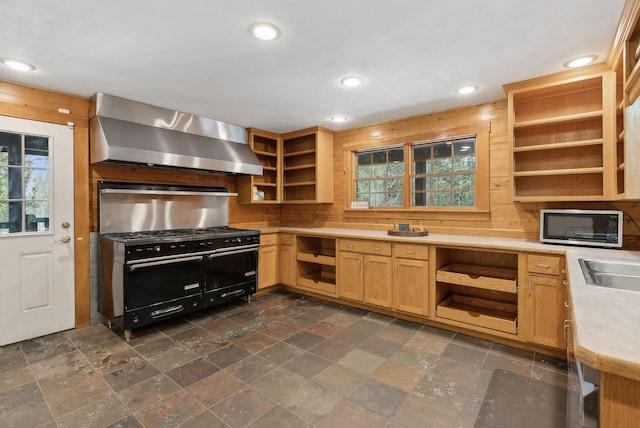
154, 246, 161, 252
132, 314, 140, 323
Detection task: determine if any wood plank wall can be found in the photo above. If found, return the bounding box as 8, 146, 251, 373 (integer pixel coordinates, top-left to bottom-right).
280, 100, 640, 245
3, 78, 640, 328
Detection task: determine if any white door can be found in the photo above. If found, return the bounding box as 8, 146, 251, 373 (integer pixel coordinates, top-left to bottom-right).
0, 115, 75, 346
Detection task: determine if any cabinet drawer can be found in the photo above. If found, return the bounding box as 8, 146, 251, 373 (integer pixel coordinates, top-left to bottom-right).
279, 233, 294, 246
260, 233, 278, 246
393, 243, 428, 260
528, 254, 561, 276
339, 239, 391, 256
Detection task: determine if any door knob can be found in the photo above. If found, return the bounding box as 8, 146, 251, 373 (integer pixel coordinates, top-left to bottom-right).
55, 235, 71, 243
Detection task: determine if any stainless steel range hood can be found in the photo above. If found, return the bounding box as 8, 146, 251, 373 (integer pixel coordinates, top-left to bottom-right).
89, 93, 263, 175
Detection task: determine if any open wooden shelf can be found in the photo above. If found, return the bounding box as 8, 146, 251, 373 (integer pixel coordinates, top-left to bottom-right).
297, 271, 336, 294
284, 149, 316, 157
284, 181, 316, 187
513, 167, 604, 177
283, 164, 316, 171
254, 150, 277, 157
297, 248, 336, 266
512, 138, 603, 152
436, 264, 517, 293
436, 295, 518, 335
505, 70, 615, 201
513, 110, 603, 129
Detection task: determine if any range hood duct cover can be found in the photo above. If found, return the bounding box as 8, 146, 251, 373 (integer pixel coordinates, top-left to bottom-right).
90, 93, 263, 176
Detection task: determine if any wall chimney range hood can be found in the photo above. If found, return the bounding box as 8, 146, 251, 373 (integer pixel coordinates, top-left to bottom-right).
89, 93, 263, 176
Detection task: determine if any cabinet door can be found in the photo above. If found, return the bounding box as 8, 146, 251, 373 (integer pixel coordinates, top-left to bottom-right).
526, 275, 565, 348
394, 258, 429, 316
338, 252, 363, 302
278, 245, 296, 286
364, 255, 393, 308
258, 245, 278, 289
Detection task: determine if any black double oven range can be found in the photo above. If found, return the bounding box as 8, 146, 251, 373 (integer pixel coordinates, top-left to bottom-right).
98, 182, 260, 340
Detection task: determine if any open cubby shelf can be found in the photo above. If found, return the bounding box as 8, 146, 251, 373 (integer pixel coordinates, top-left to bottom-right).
506, 71, 614, 201
433, 247, 519, 337
436, 264, 517, 294
436, 295, 518, 334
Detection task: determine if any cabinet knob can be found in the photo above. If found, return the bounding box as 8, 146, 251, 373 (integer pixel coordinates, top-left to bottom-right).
536, 263, 550, 269
562, 280, 568, 285
564, 301, 570, 308
373, 247, 381, 252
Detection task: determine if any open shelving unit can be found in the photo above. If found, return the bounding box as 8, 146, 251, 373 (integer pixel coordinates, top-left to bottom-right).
282, 127, 334, 204
505, 69, 616, 201
432, 247, 519, 337
237, 128, 282, 204
296, 235, 337, 295
626, 11, 640, 105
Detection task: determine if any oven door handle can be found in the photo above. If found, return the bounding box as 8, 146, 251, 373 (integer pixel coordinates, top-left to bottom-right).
129, 255, 204, 271
207, 246, 258, 259
150, 305, 184, 319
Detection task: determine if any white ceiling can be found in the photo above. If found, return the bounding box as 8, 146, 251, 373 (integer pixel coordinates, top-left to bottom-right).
0, 0, 628, 134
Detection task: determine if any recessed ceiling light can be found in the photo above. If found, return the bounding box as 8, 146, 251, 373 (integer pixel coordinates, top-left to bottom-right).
250, 22, 280, 41
456, 85, 478, 95
564, 55, 598, 68
340, 76, 364, 87
331, 116, 348, 123
0, 58, 36, 71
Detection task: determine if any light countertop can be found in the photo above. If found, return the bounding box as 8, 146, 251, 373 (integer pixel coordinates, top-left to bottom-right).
259, 226, 640, 380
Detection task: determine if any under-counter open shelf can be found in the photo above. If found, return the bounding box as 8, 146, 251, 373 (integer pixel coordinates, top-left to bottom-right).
296, 265, 336, 295
432, 246, 520, 337
295, 235, 337, 295
436, 263, 517, 293
436, 295, 518, 334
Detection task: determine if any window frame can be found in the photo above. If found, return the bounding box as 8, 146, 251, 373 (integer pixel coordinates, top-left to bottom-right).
346, 128, 490, 213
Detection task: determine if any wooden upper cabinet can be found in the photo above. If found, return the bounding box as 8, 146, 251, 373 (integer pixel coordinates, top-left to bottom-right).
625, 5, 640, 106
237, 128, 282, 204
504, 67, 618, 202
237, 126, 334, 204
282, 127, 334, 204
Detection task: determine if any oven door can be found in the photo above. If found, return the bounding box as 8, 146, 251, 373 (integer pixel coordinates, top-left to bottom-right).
124, 255, 204, 328
203, 245, 258, 307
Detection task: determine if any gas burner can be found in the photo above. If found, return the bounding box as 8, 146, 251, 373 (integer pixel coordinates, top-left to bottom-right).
101, 226, 259, 245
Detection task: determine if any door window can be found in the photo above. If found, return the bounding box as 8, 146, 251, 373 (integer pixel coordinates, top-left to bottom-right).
0, 131, 51, 234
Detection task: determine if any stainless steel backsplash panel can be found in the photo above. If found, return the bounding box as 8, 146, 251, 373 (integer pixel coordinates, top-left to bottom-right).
98, 182, 232, 234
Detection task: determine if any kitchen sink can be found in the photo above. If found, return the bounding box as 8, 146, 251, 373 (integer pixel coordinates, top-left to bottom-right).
579, 258, 640, 292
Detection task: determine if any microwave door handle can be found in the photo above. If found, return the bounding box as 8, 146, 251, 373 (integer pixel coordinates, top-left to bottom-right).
129, 255, 204, 271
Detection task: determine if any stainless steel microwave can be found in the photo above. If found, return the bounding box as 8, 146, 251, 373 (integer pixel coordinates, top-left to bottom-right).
540, 209, 623, 248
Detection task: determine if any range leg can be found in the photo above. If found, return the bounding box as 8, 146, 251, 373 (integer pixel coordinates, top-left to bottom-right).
124, 329, 132, 342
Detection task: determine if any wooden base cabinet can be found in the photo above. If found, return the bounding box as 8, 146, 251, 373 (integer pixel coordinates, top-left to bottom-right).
258, 233, 278, 289
337, 251, 364, 302
363, 255, 393, 309
393, 244, 429, 317
524, 253, 566, 350
338, 239, 392, 308
278, 233, 296, 286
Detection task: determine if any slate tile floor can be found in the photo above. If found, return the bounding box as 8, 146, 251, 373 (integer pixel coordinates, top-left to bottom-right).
0, 291, 568, 428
